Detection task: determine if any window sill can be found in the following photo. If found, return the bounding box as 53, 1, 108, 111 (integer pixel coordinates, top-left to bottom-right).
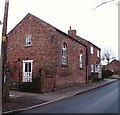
61, 64, 68, 67
80, 68, 84, 70
24, 45, 32, 48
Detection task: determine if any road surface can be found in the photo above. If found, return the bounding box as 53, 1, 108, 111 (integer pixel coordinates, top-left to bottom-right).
17, 80, 119, 114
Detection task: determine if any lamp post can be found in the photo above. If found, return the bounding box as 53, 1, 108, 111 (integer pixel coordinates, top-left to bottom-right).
1, 0, 9, 102
0, 21, 3, 115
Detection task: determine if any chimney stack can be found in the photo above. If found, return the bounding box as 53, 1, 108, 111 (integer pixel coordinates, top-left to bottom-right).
68, 26, 77, 37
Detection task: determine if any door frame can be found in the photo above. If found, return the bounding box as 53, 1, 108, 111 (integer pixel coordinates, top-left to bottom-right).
22, 60, 34, 82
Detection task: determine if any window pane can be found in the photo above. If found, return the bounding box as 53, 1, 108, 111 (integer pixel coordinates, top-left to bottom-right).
25, 63, 28, 72
25, 62, 31, 72
26, 35, 31, 46
28, 63, 31, 72
62, 42, 67, 65
95, 64, 99, 73
62, 56, 67, 65
90, 46, 93, 54
91, 64, 94, 72
80, 52, 83, 68
97, 50, 99, 57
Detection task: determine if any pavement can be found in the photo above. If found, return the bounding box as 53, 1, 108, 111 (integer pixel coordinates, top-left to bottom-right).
3, 78, 118, 114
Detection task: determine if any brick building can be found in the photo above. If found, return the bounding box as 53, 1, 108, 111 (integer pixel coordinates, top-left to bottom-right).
105, 59, 120, 74
68, 29, 101, 80
6, 13, 101, 93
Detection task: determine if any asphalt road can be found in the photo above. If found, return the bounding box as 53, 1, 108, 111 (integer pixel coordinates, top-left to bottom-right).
17, 80, 119, 114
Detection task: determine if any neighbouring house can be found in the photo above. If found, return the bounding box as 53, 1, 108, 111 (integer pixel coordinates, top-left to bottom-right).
105, 59, 120, 75
68, 29, 101, 81
6, 13, 101, 93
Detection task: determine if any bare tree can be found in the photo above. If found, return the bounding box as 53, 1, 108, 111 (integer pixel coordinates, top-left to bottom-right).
93, 0, 119, 10
102, 48, 116, 64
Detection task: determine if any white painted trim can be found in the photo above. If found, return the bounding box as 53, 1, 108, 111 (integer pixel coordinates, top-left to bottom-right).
97, 50, 100, 57
23, 60, 34, 63
90, 46, 93, 55
22, 60, 34, 82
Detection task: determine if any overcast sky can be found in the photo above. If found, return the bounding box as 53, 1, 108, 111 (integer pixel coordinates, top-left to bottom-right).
0, 0, 118, 61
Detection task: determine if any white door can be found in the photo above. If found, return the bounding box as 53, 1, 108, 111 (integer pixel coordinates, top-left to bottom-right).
23, 60, 33, 82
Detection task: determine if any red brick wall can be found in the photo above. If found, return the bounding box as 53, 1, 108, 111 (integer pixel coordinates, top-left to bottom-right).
7, 13, 87, 93
54, 31, 87, 89
68, 29, 101, 78
7, 14, 57, 92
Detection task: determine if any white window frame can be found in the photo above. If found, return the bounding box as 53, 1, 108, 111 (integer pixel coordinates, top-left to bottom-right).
23, 60, 33, 82
80, 51, 83, 69
26, 35, 31, 46
95, 64, 99, 73
91, 64, 94, 73
90, 46, 93, 54
62, 43, 68, 65
97, 50, 99, 57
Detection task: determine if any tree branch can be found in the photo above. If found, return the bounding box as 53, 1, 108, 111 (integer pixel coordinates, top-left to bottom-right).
92, 0, 115, 10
